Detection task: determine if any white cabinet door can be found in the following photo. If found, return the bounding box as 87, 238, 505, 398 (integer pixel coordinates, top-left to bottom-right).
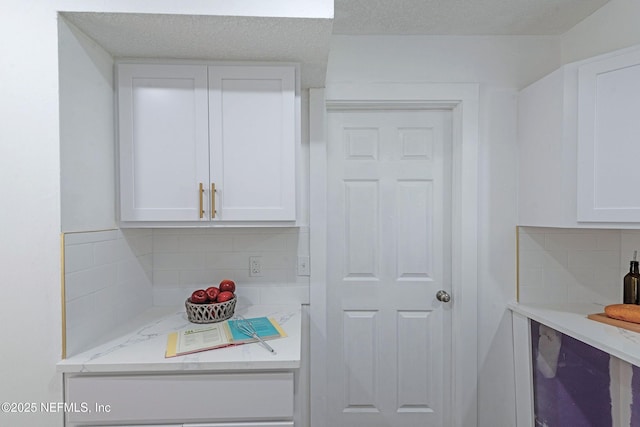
65, 372, 294, 424
118, 63, 297, 225
118, 63, 210, 222
577, 48, 640, 222
75, 422, 293, 426
75, 419, 293, 426
79, 425, 180, 427
209, 66, 296, 221
184, 423, 294, 427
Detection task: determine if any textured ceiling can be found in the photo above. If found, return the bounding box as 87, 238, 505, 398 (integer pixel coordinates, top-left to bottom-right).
62, 0, 611, 88
61, 13, 333, 88
333, 0, 610, 35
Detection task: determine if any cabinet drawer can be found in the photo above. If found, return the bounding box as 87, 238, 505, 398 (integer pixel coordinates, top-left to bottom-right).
65, 372, 294, 424
185, 423, 294, 427
76, 423, 293, 427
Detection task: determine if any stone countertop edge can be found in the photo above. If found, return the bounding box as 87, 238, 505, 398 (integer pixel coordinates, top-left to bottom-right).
57, 304, 302, 373
508, 301, 640, 368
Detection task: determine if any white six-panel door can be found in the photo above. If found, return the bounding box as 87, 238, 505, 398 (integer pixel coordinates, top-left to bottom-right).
326, 109, 453, 427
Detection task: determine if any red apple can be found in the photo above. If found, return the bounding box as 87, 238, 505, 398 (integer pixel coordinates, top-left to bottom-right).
205, 286, 220, 302
219, 279, 236, 293
190, 289, 207, 304
216, 291, 234, 303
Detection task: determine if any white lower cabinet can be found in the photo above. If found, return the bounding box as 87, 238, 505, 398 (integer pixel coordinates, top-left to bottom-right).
64, 372, 294, 427
184, 423, 294, 427
82, 423, 293, 427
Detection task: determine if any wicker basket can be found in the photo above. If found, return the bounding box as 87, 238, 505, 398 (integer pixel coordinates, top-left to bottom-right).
185, 297, 236, 323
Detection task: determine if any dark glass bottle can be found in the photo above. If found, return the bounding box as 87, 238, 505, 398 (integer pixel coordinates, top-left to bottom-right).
623, 260, 640, 304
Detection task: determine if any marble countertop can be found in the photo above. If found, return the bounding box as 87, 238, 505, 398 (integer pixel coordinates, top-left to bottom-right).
508, 302, 640, 367
58, 304, 302, 373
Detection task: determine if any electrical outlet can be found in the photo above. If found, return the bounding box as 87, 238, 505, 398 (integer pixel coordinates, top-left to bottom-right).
249, 256, 262, 277
297, 256, 310, 276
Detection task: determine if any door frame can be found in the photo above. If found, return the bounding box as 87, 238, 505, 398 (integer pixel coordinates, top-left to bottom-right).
309, 83, 479, 427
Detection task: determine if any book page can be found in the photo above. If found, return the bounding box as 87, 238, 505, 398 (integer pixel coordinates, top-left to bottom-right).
176, 324, 229, 354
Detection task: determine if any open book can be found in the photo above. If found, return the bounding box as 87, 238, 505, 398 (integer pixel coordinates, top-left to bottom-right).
165, 316, 286, 358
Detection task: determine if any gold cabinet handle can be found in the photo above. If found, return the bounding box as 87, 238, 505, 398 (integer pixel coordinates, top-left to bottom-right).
211, 183, 216, 219
199, 183, 204, 219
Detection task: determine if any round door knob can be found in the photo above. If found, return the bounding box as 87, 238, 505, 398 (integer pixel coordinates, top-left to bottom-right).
436, 290, 451, 303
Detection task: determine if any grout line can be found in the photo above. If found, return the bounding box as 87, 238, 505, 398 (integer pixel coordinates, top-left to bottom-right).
516, 226, 520, 303
60, 233, 67, 360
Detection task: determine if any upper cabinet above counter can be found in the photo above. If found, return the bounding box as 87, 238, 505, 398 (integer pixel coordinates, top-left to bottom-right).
59, 11, 332, 232
117, 62, 299, 227
577, 49, 640, 223
518, 45, 640, 228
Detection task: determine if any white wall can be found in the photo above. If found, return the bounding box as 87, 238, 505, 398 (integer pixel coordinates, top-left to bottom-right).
325, 34, 559, 427
0, 2, 63, 426
59, 17, 116, 232
326, 35, 561, 89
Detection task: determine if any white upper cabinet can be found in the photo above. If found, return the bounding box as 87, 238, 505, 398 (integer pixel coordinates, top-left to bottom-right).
518, 65, 580, 228
577, 49, 640, 222
518, 45, 640, 228
209, 66, 296, 221
117, 62, 297, 226
118, 64, 210, 222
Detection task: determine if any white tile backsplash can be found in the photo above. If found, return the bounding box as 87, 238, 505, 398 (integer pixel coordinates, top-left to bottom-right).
151, 227, 309, 306
63, 243, 95, 272
64, 229, 153, 357
63, 226, 310, 357
621, 230, 640, 271
518, 227, 640, 305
